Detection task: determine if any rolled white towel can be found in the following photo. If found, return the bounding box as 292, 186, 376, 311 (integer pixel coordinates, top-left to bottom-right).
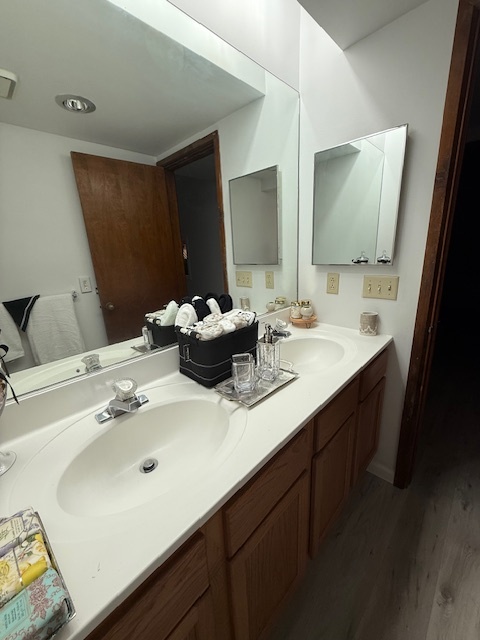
219, 319, 236, 334
206, 297, 221, 315
175, 303, 198, 328
196, 324, 223, 341
161, 300, 179, 326
225, 309, 256, 326
202, 313, 223, 325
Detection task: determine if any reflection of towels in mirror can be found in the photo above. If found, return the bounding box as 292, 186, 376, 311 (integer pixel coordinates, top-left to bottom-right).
0, 304, 25, 362
26, 294, 85, 365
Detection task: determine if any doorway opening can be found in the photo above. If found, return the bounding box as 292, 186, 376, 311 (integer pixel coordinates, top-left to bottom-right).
157, 131, 229, 299
394, 0, 480, 487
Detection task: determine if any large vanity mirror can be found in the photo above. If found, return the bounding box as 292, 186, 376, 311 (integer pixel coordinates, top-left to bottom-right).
0, 0, 299, 399
312, 124, 407, 265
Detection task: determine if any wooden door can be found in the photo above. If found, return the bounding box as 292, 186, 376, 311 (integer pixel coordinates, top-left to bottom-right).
71, 152, 186, 343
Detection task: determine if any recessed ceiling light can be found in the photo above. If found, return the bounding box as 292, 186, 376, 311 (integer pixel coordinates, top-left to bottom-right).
55, 94, 96, 113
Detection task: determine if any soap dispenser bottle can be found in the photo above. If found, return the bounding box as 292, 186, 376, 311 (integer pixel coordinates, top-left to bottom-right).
257, 324, 280, 381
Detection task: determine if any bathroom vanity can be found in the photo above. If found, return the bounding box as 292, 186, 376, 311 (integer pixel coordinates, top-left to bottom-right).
0, 321, 391, 640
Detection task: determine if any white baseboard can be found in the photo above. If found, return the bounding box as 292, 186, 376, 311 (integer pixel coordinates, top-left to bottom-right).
367, 459, 395, 484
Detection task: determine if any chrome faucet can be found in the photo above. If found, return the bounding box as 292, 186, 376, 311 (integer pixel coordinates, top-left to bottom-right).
272, 318, 291, 339
82, 353, 102, 373
95, 378, 149, 424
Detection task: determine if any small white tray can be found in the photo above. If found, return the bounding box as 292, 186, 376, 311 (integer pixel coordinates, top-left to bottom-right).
215, 369, 298, 407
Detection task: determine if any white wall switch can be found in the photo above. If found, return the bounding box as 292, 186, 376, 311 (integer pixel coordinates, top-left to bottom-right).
265, 271, 274, 289
79, 276, 93, 293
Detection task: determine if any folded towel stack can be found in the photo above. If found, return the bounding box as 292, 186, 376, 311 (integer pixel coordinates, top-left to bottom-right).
176, 308, 256, 341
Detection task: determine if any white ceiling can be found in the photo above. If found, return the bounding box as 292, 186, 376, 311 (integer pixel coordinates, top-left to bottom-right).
297, 0, 429, 49
0, 0, 263, 157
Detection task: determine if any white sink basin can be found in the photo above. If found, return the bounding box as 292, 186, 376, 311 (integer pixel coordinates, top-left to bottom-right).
279, 332, 356, 373
10, 383, 246, 521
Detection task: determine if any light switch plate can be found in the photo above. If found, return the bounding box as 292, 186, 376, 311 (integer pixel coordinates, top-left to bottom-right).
79, 276, 92, 293
265, 271, 274, 289
236, 271, 252, 287
362, 275, 399, 300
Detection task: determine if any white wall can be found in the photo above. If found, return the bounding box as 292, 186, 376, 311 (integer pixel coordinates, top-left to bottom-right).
298, 0, 459, 481
0, 123, 156, 369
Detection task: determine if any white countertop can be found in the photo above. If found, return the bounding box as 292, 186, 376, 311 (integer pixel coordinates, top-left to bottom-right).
0, 321, 392, 640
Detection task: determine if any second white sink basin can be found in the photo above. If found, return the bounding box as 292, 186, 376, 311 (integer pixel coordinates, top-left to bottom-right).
10, 383, 247, 521
279, 332, 356, 373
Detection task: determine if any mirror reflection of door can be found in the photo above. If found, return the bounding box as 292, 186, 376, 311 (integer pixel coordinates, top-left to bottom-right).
157, 131, 228, 298
71, 152, 186, 344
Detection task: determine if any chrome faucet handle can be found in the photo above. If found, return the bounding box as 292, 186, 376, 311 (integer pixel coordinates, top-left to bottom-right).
112, 378, 138, 401
82, 353, 102, 373
95, 378, 149, 424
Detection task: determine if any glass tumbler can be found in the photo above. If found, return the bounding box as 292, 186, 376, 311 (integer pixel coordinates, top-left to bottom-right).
232, 353, 256, 393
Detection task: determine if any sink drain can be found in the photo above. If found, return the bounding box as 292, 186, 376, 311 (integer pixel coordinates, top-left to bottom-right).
140, 458, 158, 474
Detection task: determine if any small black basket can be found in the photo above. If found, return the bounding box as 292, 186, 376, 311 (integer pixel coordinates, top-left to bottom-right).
176, 321, 258, 388
146, 321, 177, 348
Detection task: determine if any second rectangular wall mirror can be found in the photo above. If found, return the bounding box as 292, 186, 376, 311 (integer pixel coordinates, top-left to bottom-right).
229, 166, 279, 265
312, 124, 408, 266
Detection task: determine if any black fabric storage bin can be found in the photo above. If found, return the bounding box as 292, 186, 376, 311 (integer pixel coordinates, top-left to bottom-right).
176, 321, 258, 387
146, 321, 177, 348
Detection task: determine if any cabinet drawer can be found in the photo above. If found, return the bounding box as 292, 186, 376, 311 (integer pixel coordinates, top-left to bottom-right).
223, 428, 310, 557
314, 377, 359, 452
86, 532, 210, 640
359, 348, 388, 401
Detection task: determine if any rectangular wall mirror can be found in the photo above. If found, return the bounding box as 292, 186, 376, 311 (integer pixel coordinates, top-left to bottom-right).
0, 0, 299, 399
229, 166, 279, 265
312, 124, 407, 265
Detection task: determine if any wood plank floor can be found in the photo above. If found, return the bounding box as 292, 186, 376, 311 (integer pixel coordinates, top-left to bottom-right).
268, 334, 480, 640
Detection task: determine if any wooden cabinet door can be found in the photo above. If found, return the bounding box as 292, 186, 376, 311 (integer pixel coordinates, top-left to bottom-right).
166, 591, 216, 640
310, 413, 355, 556
352, 377, 386, 484
228, 473, 310, 640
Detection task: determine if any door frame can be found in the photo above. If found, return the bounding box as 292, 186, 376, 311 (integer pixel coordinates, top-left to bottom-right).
156, 131, 229, 293
394, 0, 480, 488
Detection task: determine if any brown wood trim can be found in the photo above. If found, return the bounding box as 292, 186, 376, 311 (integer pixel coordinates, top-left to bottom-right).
157, 131, 229, 293
394, 0, 480, 488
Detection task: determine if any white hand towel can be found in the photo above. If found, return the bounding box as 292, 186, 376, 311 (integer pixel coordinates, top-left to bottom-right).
160, 300, 179, 326
0, 304, 25, 362
26, 294, 85, 365
206, 297, 221, 315
175, 303, 198, 328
